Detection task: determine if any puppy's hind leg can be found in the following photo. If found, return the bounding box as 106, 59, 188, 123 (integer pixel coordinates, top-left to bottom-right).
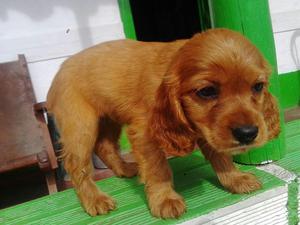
94, 117, 138, 178
52, 95, 115, 216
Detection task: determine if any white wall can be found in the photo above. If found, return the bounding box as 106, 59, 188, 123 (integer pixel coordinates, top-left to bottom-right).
269, 0, 300, 74
1, 0, 299, 101
0, 0, 125, 102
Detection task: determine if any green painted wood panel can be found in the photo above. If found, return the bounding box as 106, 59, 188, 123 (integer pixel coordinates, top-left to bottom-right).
118, 0, 136, 39
197, 0, 212, 31
279, 71, 300, 109
210, 0, 286, 164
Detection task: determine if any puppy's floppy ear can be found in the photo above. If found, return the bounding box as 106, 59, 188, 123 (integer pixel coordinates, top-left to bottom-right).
263, 91, 280, 140
260, 58, 280, 140
149, 72, 196, 156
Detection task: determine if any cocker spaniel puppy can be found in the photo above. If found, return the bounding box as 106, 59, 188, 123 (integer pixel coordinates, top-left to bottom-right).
47, 28, 280, 218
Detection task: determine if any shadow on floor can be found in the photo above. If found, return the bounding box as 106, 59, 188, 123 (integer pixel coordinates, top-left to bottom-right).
0, 167, 48, 209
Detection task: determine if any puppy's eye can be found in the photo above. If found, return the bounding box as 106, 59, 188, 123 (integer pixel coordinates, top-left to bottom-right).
252, 82, 264, 93
196, 86, 219, 99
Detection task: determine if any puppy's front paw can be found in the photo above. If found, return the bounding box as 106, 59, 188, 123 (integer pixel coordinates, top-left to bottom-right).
224, 172, 262, 194
149, 191, 186, 219
80, 192, 116, 216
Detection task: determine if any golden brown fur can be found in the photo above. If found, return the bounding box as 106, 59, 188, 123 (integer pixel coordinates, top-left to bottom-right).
47, 28, 280, 218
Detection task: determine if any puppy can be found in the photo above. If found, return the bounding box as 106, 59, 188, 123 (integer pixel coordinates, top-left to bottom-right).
47, 28, 280, 218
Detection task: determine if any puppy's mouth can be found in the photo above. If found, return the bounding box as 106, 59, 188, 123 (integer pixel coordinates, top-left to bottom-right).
200, 125, 267, 154
222, 142, 262, 155
229, 147, 251, 155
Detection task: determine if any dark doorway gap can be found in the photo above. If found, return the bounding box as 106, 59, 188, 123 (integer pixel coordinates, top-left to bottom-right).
130, 0, 202, 42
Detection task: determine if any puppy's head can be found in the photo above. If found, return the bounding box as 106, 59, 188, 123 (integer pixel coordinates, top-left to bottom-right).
150, 28, 280, 155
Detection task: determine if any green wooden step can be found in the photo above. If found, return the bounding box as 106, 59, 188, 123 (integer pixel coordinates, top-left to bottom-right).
2, 120, 299, 224
0, 152, 284, 225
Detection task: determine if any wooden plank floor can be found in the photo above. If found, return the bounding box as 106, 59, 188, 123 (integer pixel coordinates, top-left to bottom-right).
0, 120, 299, 224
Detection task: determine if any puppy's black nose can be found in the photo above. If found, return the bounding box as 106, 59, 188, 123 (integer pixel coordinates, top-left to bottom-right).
232, 125, 258, 145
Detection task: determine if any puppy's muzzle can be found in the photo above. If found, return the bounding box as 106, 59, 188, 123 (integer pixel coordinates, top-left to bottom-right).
232, 125, 258, 145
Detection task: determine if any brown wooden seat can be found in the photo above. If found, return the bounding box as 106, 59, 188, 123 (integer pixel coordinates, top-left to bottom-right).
0, 55, 58, 193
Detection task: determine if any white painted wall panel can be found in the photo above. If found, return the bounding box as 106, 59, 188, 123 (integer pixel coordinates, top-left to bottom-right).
2, 0, 298, 101
28, 58, 67, 102
0, 0, 122, 39
269, 0, 300, 14
270, 10, 300, 33
269, 0, 300, 74
0, 0, 125, 63
273, 30, 300, 74
0, 0, 125, 101
0, 23, 124, 63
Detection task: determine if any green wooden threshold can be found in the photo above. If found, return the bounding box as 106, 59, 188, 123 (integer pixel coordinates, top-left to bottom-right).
0, 155, 285, 225
1, 120, 299, 224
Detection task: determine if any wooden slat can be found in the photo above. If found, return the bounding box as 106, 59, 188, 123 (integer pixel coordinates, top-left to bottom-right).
0, 154, 38, 173
45, 171, 58, 194
34, 103, 58, 170
285, 107, 300, 122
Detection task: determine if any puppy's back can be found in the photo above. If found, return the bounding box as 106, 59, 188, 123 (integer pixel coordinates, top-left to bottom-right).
47, 39, 186, 122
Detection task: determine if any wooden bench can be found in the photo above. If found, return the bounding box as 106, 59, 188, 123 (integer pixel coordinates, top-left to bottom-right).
0, 55, 58, 194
